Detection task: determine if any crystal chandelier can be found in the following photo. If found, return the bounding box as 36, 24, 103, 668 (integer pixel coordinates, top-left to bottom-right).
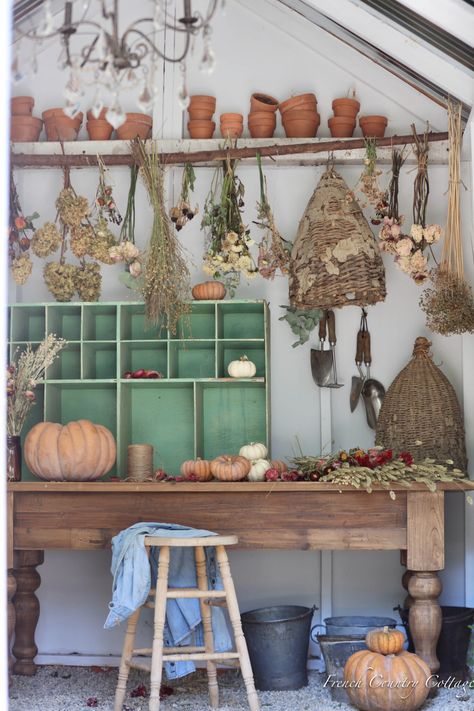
13, 0, 220, 127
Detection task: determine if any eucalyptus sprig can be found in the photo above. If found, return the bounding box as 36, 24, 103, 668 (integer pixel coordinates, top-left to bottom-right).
279, 305, 322, 347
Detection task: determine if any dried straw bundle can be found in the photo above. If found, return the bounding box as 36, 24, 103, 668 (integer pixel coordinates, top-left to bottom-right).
289, 166, 386, 309
375, 337, 467, 471
420, 101, 474, 334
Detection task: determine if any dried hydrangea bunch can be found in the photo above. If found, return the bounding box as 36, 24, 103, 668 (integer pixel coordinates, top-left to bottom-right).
43, 262, 78, 302
31, 222, 62, 258
75, 262, 102, 302
56, 187, 90, 227
11, 254, 33, 285
70, 225, 93, 258
9, 173, 39, 284
89, 216, 116, 264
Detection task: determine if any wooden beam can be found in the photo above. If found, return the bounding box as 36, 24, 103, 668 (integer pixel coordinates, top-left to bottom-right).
10, 131, 448, 168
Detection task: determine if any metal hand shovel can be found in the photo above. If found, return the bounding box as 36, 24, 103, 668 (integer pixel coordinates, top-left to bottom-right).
310, 312, 334, 387
350, 328, 366, 412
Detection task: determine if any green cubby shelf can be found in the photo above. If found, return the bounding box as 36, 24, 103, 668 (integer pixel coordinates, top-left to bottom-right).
8, 300, 270, 479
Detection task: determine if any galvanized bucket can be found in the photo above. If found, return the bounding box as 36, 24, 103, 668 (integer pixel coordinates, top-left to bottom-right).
313, 615, 397, 637
241, 605, 316, 691
316, 635, 367, 703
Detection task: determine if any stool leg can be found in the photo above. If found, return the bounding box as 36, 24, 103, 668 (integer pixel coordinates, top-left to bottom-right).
195, 547, 219, 709
149, 545, 170, 711
114, 607, 141, 711
216, 546, 260, 711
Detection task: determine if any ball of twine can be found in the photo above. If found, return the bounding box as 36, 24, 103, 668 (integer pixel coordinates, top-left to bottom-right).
127, 444, 154, 482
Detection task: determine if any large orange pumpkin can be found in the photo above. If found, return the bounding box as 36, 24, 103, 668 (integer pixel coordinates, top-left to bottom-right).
192, 281, 226, 300
210, 455, 250, 481
24, 419, 116, 481
344, 649, 430, 711
180, 458, 213, 481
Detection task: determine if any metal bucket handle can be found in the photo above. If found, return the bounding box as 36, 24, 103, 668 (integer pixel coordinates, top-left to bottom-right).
310, 624, 326, 643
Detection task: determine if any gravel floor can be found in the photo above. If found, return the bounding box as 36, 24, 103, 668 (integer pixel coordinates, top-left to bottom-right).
8, 666, 474, 711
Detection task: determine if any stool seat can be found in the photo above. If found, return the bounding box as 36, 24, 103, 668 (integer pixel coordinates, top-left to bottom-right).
144, 534, 238, 547
114, 530, 260, 711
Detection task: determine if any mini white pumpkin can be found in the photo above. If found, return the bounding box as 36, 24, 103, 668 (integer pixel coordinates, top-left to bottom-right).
248, 458, 272, 481
239, 442, 268, 460
228, 355, 257, 378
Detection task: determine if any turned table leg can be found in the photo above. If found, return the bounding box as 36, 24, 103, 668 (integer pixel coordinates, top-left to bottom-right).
7, 569, 17, 672
12, 550, 44, 676
408, 571, 442, 674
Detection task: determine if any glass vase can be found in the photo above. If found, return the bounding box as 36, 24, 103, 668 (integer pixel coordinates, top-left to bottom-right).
7, 435, 22, 482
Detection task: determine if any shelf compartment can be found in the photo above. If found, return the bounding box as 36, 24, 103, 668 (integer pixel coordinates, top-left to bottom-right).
83, 304, 117, 341
120, 304, 167, 341
196, 382, 267, 461
46, 342, 81, 380
169, 341, 216, 379
10, 306, 45, 341
217, 302, 265, 339
46, 304, 82, 340
20, 384, 44, 481
171, 304, 215, 340
82, 342, 117, 380
217, 341, 266, 378
120, 341, 168, 378
120, 382, 194, 476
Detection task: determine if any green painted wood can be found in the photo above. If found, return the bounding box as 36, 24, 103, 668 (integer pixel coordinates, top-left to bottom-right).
8, 300, 270, 477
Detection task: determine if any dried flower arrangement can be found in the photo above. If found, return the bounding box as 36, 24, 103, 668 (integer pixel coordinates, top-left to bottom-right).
254, 153, 291, 279
7, 335, 67, 437
352, 138, 387, 210
132, 138, 190, 333
420, 101, 474, 334
170, 163, 198, 231
201, 154, 257, 295
9, 174, 39, 285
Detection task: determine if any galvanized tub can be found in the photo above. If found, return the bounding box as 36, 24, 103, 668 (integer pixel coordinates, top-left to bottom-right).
316, 635, 367, 703
241, 605, 316, 690
319, 615, 397, 636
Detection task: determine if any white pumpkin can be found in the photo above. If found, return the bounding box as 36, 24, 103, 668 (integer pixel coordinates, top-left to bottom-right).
228, 355, 257, 378
239, 442, 268, 460
248, 458, 272, 481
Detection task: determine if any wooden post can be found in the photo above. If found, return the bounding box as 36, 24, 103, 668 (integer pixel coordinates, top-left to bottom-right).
113, 608, 141, 711
149, 546, 170, 711
12, 550, 44, 675
195, 546, 219, 709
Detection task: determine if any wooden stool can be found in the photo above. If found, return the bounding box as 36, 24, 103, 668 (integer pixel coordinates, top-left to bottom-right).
114, 535, 260, 711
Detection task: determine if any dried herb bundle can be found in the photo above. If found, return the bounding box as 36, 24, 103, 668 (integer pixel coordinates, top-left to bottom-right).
353, 138, 387, 210
8, 173, 39, 285
420, 101, 474, 334
255, 152, 291, 279
132, 138, 190, 333
170, 163, 198, 231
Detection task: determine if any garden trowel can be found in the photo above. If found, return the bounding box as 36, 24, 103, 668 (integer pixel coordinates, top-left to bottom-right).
311, 312, 334, 387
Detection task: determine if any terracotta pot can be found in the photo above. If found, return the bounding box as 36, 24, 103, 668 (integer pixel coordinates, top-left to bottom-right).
220, 112, 243, 123
328, 116, 356, 138
86, 107, 109, 121
42, 108, 83, 123
279, 93, 317, 115
220, 123, 243, 138
116, 122, 151, 140
332, 97, 360, 118
10, 115, 43, 142
248, 120, 275, 138
188, 108, 214, 120
359, 115, 388, 137
45, 115, 81, 141
125, 112, 153, 125
189, 95, 216, 113
283, 116, 319, 138
282, 108, 319, 122
248, 110, 276, 122
86, 119, 114, 140
11, 96, 34, 116
250, 93, 279, 113
188, 120, 216, 139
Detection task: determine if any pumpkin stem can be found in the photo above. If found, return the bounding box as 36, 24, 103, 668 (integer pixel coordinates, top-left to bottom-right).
383, 626, 389, 633
240, 355, 249, 361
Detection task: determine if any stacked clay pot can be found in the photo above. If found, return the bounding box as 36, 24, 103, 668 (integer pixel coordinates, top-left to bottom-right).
42, 108, 83, 141
360, 115, 388, 137
10, 96, 43, 142
248, 93, 278, 138
220, 112, 243, 139
328, 95, 360, 137
116, 112, 152, 140
188, 95, 216, 138
86, 108, 113, 140
279, 93, 320, 138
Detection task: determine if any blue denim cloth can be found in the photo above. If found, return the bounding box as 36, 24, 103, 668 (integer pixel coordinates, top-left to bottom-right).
104, 522, 232, 678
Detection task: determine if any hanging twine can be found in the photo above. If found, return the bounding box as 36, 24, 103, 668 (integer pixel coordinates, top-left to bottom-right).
411, 124, 430, 226
441, 99, 463, 278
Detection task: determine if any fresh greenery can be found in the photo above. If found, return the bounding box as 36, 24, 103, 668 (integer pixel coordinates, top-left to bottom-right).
279, 305, 322, 347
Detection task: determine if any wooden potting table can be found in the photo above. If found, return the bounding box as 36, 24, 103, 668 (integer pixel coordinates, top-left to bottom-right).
7, 480, 471, 676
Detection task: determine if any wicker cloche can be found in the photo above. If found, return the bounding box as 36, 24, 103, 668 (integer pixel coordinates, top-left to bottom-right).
289, 166, 386, 309
376, 337, 467, 470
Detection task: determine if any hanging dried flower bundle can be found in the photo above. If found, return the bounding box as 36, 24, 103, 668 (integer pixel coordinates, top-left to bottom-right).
9, 174, 39, 285
112, 164, 144, 290
201, 154, 257, 294
352, 138, 387, 211
420, 101, 474, 335
95, 155, 122, 226
255, 152, 291, 279
170, 163, 198, 231
132, 138, 190, 333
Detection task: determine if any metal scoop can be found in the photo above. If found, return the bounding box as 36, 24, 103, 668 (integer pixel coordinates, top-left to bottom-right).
360, 327, 385, 429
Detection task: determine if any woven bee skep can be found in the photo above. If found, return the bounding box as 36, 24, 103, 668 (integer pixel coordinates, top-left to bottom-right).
289, 166, 386, 309
376, 337, 467, 470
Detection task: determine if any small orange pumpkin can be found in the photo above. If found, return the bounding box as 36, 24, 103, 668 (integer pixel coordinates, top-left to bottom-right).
366, 626, 405, 655
24, 419, 116, 481
180, 458, 213, 481
192, 281, 226, 300
210, 455, 250, 481
270, 459, 288, 473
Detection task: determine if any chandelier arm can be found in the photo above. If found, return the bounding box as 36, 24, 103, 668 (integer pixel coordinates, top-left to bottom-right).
121, 27, 191, 64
